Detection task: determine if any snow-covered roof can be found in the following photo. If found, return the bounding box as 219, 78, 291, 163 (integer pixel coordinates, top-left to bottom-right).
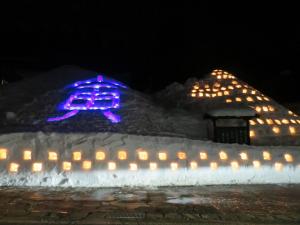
206, 108, 257, 118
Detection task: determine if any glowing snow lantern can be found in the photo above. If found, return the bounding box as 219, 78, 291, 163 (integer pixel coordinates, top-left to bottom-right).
129, 163, 138, 171
170, 162, 178, 170
158, 152, 167, 161
249, 120, 256, 125
274, 119, 281, 125
0, 148, 7, 160
257, 118, 264, 124
289, 126, 296, 135
235, 97, 242, 102
95, 151, 106, 160
199, 152, 208, 160
63, 161, 72, 171
177, 151, 187, 160
274, 162, 283, 171
47, 75, 126, 123
224, 91, 230, 96
239, 152, 248, 160
255, 106, 262, 113
219, 151, 228, 160
210, 162, 218, 170
282, 119, 289, 124
9, 162, 19, 173
48, 151, 58, 161
272, 126, 280, 134
262, 106, 269, 112
118, 150, 127, 160
108, 162, 116, 170
32, 162, 42, 172
242, 89, 248, 94
266, 119, 274, 125
252, 160, 261, 168
268, 105, 275, 111
284, 153, 293, 162
231, 161, 239, 170
249, 130, 255, 137
72, 151, 82, 161
138, 151, 148, 160
190, 161, 198, 169
263, 151, 271, 160
246, 96, 254, 102
149, 162, 157, 170
82, 160, 92, 170
23, 150, 32, 160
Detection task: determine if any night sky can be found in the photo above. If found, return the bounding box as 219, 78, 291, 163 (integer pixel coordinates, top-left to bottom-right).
1, 2, 300, 102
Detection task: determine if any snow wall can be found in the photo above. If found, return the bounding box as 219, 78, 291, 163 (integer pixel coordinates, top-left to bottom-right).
0, 132, 299, 187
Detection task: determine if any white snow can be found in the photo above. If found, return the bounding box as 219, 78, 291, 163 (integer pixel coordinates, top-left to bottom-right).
207, 108, 256, 117
0, 132, 299, 187
0, 66, 300, 187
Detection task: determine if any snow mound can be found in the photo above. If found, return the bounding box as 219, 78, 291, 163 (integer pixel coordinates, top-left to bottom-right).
0, 66, 206, 139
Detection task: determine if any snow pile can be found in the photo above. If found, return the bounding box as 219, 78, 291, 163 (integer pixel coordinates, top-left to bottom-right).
0, 66, 206, 139
0, 132, 299, 187
156, 69, 300, 145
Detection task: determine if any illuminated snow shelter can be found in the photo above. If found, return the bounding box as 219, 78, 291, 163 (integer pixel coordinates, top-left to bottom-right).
190, 69, 300, 145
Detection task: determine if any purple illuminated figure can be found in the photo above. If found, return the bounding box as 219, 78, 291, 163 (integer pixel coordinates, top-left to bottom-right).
48, 75, 126, 123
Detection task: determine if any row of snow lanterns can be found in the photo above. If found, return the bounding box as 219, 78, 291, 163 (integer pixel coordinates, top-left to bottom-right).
249, 127, 297, 138
0, 148, 296, 173
190, 70, 270, 101
249, 118, 300, 136
190, 69, 300, 137
251, 118, 300, 126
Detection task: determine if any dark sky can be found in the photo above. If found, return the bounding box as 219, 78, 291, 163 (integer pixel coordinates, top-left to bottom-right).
1, 2, 300, 102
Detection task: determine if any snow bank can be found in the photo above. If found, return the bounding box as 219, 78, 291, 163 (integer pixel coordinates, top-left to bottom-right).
0, 132, 299, 187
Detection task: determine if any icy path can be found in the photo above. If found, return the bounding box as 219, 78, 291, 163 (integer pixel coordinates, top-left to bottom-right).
0, 185, 299, 224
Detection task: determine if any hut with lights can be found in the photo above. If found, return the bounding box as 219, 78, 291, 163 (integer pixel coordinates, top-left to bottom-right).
188, 69, 300, 145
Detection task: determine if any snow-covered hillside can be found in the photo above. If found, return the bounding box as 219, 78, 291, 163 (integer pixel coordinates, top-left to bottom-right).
0, 66, 206, 139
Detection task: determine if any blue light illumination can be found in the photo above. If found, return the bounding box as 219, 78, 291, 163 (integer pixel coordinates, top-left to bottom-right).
47, 75, 126, 123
